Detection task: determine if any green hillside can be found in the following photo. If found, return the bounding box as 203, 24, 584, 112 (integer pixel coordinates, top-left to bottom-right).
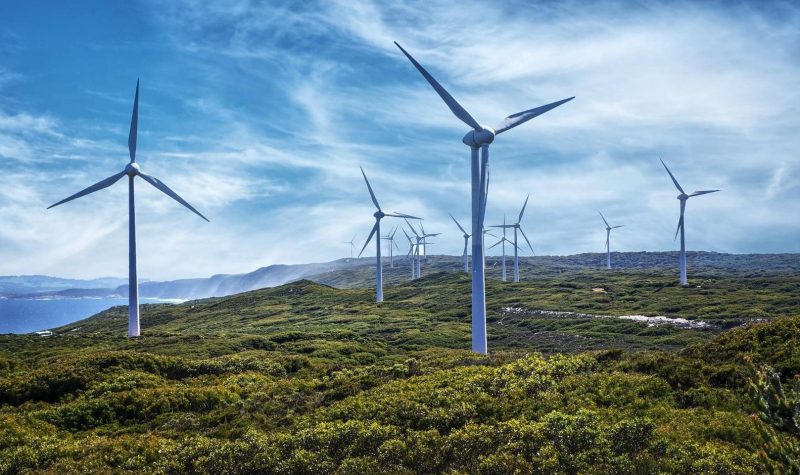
1, 270, 799, 473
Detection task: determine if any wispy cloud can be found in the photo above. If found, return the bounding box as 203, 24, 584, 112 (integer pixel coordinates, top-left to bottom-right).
0, 0, 798, 279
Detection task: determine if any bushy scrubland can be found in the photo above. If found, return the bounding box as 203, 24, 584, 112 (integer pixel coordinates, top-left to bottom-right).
1, 273, 799, 473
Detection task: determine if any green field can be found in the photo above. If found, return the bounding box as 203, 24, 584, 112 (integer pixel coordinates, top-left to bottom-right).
1, 264, 799, 473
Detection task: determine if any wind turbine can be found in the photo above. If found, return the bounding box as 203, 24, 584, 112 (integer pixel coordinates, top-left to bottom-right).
358, 167, 420, 302
660, 159, 719, 286
402, 228, 416, 279
380, 227, 401, 267
598, 211, 623, 269
489, 215, 510, 281
48, 79, 208, 338
449, 213, 470, 272
344, 234, 356, 259
395, 42, 573, 354
492, 195, 535, 282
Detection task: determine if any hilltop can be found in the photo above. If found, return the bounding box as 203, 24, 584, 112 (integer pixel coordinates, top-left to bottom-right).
6, 251, 800, 300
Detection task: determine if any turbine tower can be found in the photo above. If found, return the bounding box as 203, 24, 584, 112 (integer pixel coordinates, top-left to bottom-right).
490, 215, 509, 281
492, 195, 535, 282
660, 159, 720, 286
402, 228, 416, 279
406, 220, 439, 279
380, 227, 400, 267
598, 211, 623, 269
449, 213, 470, 272
358, 167, 420, 302
48, 79, 208, 337
344, 234, 356, 258
395, 42, 573, 354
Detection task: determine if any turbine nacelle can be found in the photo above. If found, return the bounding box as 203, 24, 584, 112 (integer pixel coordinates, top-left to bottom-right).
125, 162, 141, 177
677, 193, 688, 201
374, 210, 385, 220
462, 127, 495, 147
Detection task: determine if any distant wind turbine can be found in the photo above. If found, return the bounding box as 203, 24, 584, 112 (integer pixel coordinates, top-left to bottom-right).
358, 167, 420, 302
449, 213, 470, 272
660, 158, 720, 286
48, 80, 208, 337
395, 42, 573, 354
402, 228, 416, 279
489, 215, 511, 281
380, 227, 401, 267
406, 220, 439, 279
344, 234, 356, 258
492, 195, 535, 282
598, 211, 623, 269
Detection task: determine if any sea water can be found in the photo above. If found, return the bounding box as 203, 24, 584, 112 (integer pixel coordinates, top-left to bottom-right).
0, 298, 181, 334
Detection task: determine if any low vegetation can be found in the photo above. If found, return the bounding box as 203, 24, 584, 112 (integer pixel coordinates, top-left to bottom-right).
1, 267, 799, 473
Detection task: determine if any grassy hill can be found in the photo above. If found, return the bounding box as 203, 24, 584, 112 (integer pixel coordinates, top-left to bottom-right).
1, 269, 799, 473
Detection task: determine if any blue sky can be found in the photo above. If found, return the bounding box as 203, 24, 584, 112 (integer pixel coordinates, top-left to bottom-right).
1, 0, 799, 280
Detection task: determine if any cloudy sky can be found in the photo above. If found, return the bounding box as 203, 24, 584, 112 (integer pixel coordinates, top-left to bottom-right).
1, 0, 798, 280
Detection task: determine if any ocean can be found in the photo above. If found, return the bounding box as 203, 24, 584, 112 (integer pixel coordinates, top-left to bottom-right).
0, 298, 182, 334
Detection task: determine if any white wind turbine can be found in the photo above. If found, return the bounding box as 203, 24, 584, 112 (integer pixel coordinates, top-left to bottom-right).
358, 167, 420, 302
449, 213, 470, 272
380, 226, 401, 268
488, 215, 511, 281
492, 195, 535, 282
48, 80, 208, 337
598, 211, 623, 269
402, 228, 417, 279
660, 159, 720, 286
406, 219, 440, 279
395, 42, 573, 354
344, 234, 357, 259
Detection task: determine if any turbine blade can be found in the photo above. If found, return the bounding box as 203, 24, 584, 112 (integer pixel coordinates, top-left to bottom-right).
405, 218, 420, 237
138, 172, 209, 221
463, 239, 468, 256
394, 42, 481, 130
612, 225, 624, 229
598, 210, 609, 228
660, 158, 685, 194
358, 222, 379, 257
494, 97, 575, 135
488, 239, 504, 250
517, 193, 530, 223
449, 213, 467, 235
386, 212, 421, 219
519, 227, 535, 254
47, 170, 127, 209
360, 166, 381, 210
674, 215, 683, 241
128, 79, 139, 162
689, 189, 720, 197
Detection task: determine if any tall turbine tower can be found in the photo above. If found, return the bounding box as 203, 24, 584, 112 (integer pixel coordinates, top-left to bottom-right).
598, 211, 623, 269
660, 159, 720, 286
48, 80, 208, 337
380, 227, 400, 267
358, 167, 420, 302
492, 196, 535, 282
449, 213, 470, 272
402, 228, 416, 279
490, 215, 509, 281
344, 234, 356, 258
395, 42, 573, 354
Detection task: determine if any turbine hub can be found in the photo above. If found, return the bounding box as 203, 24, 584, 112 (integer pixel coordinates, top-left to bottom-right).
678, 193, 688, 200
462, 127, 495, 147
125, 162, 140, 177
374, 210, 384, 219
